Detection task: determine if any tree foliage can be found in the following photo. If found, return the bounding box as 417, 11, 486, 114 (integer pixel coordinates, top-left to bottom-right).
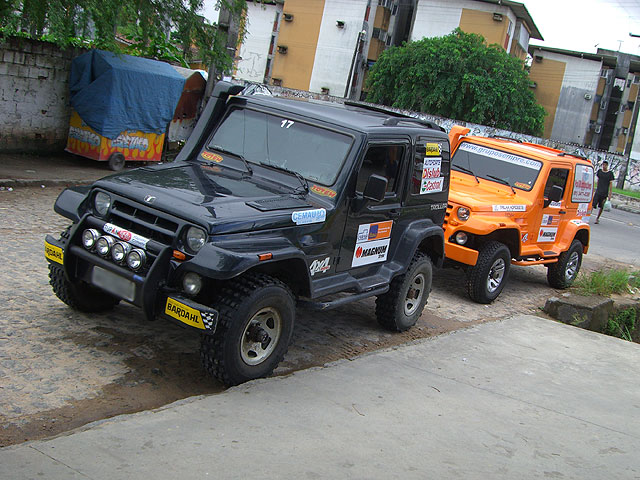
0, 0, 246, 71
366, 29, 545, 136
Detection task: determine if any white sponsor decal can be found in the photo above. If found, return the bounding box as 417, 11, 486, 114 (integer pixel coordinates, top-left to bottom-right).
459, 143, 542, 170
542, 214, 554, 226
548, 201, 562, 208
571, 219, 587, 227
572, 165, 594, 203
309, 257, 331, 276
576, 203, 589, 217
492, 205, 527, 212
537, 227, 558, 242
521, 233, 529, 243
352, 238, 390, 267
103, 223, 149, 249
420, 176, 444, 194
422, 157, 442, 179
291, 208, 326, 225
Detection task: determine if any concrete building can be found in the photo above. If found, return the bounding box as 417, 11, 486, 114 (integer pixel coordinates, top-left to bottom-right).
528, 45, 640, 161
233, 0, 541, 99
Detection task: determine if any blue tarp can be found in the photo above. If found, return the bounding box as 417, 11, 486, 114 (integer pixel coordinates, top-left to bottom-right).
69, 50, 186, 139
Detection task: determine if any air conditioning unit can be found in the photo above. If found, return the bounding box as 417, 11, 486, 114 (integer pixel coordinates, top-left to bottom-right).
493, 13, 503, 21
623, 127, 629, 135
283, 13, 293, 22
584, 93, 593, 100
594, 125, 602, 134
277, 45, 288, 54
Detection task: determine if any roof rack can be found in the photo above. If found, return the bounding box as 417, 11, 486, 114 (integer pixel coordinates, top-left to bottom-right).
557, 151, 588, 160
489, 134, 522, 143
343, 100, 444, 132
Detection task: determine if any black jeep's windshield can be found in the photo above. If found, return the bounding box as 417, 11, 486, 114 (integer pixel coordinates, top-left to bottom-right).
206, 108, 353, 185
452, 142, 542, 191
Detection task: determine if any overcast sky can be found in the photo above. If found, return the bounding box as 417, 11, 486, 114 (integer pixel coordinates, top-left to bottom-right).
526, 0, 640, 54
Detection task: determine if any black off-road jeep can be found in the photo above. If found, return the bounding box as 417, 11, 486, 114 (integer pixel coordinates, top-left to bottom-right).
45, 82, 450, 385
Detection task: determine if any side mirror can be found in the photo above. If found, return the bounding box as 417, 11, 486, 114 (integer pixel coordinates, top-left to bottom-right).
549, 185, 563, 202
363, 174, 388, 202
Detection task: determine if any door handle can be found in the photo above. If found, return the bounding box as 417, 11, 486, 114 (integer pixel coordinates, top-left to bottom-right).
389, 209, 401, 218
559, 210, 567, 214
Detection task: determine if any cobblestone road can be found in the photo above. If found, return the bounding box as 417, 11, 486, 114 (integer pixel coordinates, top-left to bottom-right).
0, 186, 621, 446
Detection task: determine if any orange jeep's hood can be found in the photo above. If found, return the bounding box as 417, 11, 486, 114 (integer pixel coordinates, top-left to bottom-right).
449, 174, 533, 211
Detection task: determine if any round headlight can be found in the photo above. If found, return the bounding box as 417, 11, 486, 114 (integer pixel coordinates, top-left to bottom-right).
95, 235, 115, 256
457, 207, 470, 221
455, 231, 469, 245
111, 241, 131, 263
94, 192, 111, 217
186, 226, 207, 253
183, 272, 203, 296
82, 229, 100, 250
126, 249, 146, 271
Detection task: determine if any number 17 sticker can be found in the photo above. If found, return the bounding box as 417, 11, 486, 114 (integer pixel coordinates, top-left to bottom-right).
281, 119, 294, 128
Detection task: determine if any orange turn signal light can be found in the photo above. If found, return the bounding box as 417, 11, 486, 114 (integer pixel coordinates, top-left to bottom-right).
173, 250, 187, 261
258, 253, 273, 261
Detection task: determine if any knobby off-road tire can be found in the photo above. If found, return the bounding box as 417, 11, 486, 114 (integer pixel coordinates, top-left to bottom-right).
375, 252, 433, 332
466, 241, 511, 304
547, 239, 583, 289
48, 264, 120, 312
200, 273, 295, 386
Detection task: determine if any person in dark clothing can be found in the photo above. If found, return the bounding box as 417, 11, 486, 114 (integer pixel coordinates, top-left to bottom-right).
592, 161, 615, 224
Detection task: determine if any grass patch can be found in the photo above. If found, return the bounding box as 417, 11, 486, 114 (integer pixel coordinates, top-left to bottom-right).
613, 187, 640, 199
573, 268, 639, 296
603, 308, 637, 342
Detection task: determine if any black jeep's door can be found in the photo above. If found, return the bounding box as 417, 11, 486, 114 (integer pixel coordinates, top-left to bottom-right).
336, 139, 410, 274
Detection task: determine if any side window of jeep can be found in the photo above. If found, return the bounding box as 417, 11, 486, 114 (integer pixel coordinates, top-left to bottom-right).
355, 145, 405, 195
543, 168, 569, 200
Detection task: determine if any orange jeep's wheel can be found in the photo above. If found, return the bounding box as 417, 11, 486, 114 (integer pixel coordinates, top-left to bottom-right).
547, 239, 583, 289
466, 241, 511, 304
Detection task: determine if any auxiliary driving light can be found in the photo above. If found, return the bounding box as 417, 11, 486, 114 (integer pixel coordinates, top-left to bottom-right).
95, 235, 115, 256
126, 249, 146, 271
111, 241, 132, 264
455, 231, 469, 245
183, 272, 203, 296
82, 229, 100, 250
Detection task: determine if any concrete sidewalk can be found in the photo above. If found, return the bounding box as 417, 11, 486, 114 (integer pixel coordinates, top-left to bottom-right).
1, 315, 639, 480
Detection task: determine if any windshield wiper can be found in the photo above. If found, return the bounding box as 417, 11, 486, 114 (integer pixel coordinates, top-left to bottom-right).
486, 174, 516, 194
453, 164, 479, 183
259, 162, 309, 194
209, 145, 253, 175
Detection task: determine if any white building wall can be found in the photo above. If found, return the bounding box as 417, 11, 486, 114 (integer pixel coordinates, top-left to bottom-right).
546, 52, 602, 144
308, 0, 370, 96
235, 3, 279, 83
410, 0, 516, 47
201, 0, 220, 24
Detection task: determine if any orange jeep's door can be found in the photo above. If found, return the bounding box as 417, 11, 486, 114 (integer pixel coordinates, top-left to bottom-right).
534, 164, 572, 254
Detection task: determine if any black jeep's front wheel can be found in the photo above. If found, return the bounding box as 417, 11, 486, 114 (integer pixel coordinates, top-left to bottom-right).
200, 273, 295, 386
547, 239, 583, 289
466, 241, 511, 304
49, 264, 120, 312
375, 252, 433, 332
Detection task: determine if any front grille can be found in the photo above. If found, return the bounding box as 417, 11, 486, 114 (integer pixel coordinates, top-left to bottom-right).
110, 200, 179, 246
443, 203, 453, 227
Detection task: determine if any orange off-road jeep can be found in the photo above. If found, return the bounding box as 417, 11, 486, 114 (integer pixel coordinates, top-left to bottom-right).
443, 126, 594, 303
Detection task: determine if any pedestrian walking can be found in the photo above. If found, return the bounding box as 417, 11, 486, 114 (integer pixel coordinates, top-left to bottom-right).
592, 161, 615, 224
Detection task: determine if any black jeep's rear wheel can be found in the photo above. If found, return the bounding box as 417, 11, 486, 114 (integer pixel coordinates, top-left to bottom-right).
547, 239, 583, 289
466, 241, 511, 304
49, 264, 120, 312
200, 273, 295, 386
375, 252, 433, 332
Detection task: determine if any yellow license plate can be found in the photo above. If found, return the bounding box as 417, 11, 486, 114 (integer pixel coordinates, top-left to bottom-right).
45, 241, 64, 264
165, 297, 205, 330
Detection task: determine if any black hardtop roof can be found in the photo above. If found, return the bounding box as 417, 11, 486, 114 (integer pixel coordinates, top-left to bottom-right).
233, 94, 445, 135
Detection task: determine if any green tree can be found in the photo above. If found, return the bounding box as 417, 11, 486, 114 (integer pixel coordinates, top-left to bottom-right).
366, 28, 545, 136
0, 0, 246, 72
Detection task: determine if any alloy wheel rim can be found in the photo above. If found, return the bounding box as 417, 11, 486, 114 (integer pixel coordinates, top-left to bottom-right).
241, 307, 282, 366
566, 251, 580, 281
487, 258, 506, 293
404, 273, 425, 316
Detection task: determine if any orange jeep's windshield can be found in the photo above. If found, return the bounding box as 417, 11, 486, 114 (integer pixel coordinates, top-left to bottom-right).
452, 142, 542, 191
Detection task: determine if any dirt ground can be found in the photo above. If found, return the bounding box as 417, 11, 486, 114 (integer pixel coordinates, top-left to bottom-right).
0, 185, 627, 447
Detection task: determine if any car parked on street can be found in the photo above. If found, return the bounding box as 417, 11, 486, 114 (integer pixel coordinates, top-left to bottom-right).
45, 82, 450, 385
444, 126, 594, 303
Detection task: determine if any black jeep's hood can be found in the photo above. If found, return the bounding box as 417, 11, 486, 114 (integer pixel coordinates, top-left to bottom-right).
93, 162, 317, 233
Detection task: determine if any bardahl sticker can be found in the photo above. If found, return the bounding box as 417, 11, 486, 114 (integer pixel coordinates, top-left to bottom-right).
310, 185, 337, 198
492, 205, 526, 212
103, 223, 150, 249
424, 143, 442, 156
201, 151, 223, 163
165, 298, 205, 330
291, 208, 326, 225
537, 227, 558, 242
44, 241, 64, 264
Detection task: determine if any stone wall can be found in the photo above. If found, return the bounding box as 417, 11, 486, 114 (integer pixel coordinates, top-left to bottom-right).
0, 36, 85, 153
